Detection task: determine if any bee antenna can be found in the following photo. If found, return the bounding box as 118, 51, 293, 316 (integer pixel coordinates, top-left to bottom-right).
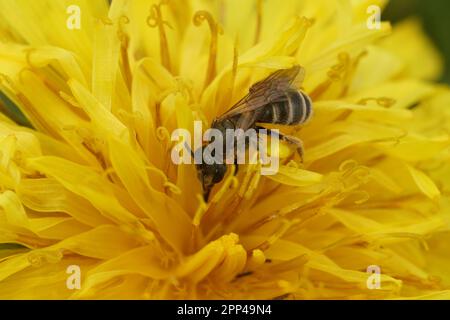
184, 141, 195, 159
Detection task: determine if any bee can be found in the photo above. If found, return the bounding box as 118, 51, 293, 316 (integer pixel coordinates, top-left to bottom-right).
195, 65, 313, 201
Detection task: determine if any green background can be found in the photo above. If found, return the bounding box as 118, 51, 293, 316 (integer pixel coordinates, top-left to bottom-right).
385, 0, 450, 84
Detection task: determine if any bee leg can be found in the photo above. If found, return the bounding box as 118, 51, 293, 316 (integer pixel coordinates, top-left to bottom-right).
255, 126, 304, 162
281, 135, 304, 163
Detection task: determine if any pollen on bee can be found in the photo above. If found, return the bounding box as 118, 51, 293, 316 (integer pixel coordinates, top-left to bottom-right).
170, 120, 280, 175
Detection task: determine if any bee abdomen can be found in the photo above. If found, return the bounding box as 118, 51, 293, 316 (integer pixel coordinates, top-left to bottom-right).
256, 90, 312, 125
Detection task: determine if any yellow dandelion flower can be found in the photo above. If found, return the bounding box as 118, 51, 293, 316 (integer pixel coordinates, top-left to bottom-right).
0, 0, 449, 300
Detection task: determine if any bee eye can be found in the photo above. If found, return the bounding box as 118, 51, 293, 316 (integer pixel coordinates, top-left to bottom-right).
195, 164, 204, 178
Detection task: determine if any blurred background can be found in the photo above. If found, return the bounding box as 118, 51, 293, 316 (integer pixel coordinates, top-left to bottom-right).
385, 0, 450, 84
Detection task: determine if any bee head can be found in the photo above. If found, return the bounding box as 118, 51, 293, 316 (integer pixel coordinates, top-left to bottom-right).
195, 162, 227, 201
194, 147, 227, 201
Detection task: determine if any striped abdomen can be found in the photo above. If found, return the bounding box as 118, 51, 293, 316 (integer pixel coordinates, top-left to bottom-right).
256, 90, 312, 125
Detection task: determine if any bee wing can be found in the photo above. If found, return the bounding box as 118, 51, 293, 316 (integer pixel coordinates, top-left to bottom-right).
249, 65, 305, 96
216, 65, 305, 120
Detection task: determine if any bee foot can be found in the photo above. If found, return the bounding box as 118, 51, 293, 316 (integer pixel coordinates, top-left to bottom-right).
281, 135, 304, 161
